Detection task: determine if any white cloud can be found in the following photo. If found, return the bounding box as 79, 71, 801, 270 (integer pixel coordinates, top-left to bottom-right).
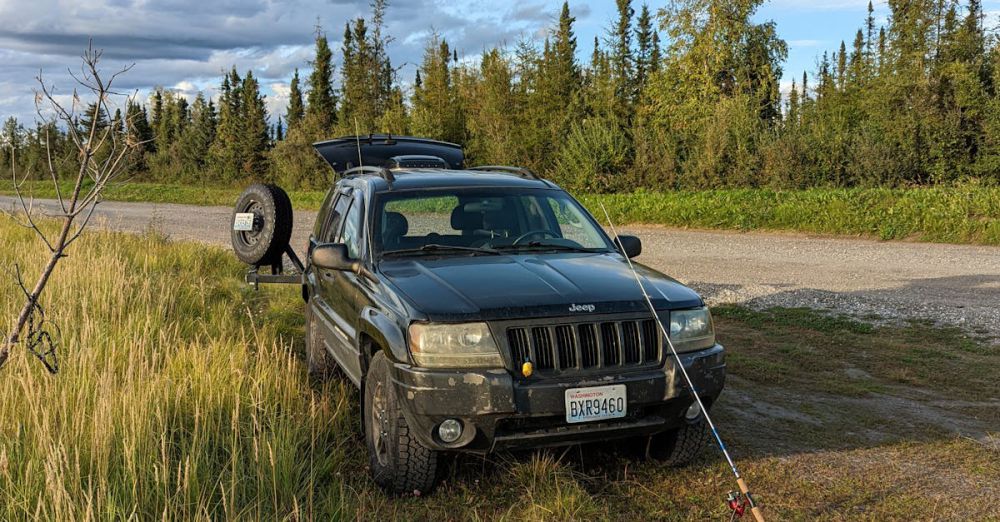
267, 82, 290, 121
0, 0, 564, 123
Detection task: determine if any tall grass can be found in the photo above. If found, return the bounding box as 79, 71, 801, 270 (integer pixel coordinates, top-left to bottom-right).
0, 221, 354, 519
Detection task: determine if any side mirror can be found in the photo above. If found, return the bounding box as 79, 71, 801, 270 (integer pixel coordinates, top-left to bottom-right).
311, 243, 353, 271
614, 235, 642, 258
311, 243, 379, 284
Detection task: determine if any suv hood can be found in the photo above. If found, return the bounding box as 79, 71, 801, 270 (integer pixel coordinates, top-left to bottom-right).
379, 253, 703, 322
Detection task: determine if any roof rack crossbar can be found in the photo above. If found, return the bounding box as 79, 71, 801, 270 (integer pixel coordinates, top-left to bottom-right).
343, 165, 396, 185
468, 165, 539, 180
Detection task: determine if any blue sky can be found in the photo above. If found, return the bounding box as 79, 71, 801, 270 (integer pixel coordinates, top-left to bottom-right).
1, 0, 998, 125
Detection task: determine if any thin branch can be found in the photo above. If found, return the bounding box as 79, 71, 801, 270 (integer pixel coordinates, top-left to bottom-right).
9, 164, 56, 252
63, 200, 99, 248
12, 264, 31, 301
44, 127, 66, 213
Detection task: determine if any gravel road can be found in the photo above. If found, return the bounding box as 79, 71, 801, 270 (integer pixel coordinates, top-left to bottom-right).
4, 196, 998, 339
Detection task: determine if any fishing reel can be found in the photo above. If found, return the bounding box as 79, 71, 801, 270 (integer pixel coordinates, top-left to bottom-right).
726, 490, 758, 519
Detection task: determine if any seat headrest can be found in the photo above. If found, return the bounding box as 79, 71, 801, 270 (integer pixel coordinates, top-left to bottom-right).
482, 210, 514, 231
383, 211, 409, 238
450, 206, 483, 231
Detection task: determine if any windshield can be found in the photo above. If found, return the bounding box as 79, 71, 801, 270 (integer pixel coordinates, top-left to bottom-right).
374, 188, 614, 256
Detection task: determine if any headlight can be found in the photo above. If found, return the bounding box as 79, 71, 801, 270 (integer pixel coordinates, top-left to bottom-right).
408, 322, 504, 368
667, 307, 715, 352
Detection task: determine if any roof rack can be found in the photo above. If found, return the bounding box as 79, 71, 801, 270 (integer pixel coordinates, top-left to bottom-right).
468, 165, 539, 180
343, 165, 395, 185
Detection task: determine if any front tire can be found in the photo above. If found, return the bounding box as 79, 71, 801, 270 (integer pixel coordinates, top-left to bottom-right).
648, 417, 712, 466
364, 351, 439, 495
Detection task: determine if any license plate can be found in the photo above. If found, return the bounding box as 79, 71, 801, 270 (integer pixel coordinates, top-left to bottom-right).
233, 213, 255, 231
565, 384, 627, 424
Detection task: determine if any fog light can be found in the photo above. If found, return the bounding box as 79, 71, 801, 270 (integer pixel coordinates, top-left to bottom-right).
438, 419, 463, 443
685, 401, 702, 420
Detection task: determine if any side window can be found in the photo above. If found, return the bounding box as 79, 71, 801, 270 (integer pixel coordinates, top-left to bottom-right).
340, 198, 363, 260
322, 194, 351, 243
313, 189, 338, 238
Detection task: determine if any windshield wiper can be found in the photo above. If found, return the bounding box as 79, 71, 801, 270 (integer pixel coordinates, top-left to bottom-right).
382, 244, 501, 257
495, 242, 608, 253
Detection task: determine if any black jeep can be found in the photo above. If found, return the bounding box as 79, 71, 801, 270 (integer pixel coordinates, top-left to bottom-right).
230, 136, 726, 495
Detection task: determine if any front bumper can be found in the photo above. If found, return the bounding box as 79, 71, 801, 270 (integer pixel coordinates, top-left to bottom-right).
390, 344, 726, 452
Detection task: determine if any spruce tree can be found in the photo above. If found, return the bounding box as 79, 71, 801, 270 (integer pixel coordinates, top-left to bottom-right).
209, 68, 244, 180
866, 1, 876, 61
0, 117, 23, 176
79, 102, 109, 135
849, 29, 866, 85
837, 41, 847, 90
125, 100, 154, 155
150, 90, 163, 152
181, 94, 216, 178
238, 70, 270, 178
286, 69, 304, 131
635, 4, 655, 95
787, 79, 799, 125
553, 2, 580, 93
306, 29, 337, 131
610, 0, 635, 119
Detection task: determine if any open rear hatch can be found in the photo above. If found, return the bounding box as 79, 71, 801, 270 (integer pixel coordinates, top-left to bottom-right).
312, 135, 465, 172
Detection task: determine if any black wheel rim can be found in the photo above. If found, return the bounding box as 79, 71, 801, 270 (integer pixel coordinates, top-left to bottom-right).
236, 200, 265, 248
371, 380, 390, 466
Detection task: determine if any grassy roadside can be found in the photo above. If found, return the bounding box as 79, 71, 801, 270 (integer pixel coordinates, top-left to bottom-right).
0, 179, 328, 209
1, 219, 997, 519
3, 179, 999, 245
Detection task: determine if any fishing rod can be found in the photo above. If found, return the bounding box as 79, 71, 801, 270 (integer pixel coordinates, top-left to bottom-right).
598, 202, 764, 522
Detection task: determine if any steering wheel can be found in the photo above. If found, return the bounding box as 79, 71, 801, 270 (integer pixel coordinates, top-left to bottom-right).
512, 230, 560, 245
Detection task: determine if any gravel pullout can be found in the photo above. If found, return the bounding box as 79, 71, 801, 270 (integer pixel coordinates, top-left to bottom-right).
4, 196, 998, 340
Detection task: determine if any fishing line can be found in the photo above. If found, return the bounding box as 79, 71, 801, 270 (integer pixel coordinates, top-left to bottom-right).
598, 202, 764, 522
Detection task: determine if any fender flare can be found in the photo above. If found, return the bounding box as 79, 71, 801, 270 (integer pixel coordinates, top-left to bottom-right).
358, 306, 409, 369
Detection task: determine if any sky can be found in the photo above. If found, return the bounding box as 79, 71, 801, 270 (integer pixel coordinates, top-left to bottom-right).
1, 0, 999, 126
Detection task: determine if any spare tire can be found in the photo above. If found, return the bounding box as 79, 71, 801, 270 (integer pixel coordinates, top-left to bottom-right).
231, 184, 293, 267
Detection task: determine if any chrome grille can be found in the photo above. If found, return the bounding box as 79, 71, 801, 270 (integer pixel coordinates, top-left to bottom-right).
505, 318, 661, 375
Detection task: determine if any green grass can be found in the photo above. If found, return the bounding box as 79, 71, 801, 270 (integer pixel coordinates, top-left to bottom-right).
0, 179, 329, 210
1, 217, 998, 519
582, 184, 1000, 245
2, 180, 999, 245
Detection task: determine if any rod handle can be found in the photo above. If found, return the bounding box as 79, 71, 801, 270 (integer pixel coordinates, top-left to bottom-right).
736, 478, 765, 522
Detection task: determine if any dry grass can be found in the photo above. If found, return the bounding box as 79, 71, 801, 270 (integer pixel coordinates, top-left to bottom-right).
1, 219, 997, 520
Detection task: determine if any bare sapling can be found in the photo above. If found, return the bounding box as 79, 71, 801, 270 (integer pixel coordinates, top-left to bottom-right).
0, 42, 141, 373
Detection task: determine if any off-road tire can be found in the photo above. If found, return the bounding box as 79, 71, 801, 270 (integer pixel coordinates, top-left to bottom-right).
231, 183, 293, 267
364, 351, 439, 495
648, 418, 712, 466
305, 305, 336, 380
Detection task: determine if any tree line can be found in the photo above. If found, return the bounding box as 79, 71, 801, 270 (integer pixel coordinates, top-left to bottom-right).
2, 0, 999, 192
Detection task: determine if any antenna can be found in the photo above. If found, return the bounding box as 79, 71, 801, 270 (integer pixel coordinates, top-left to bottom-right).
354, 117, 364, 171
598, 202, 765, 522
